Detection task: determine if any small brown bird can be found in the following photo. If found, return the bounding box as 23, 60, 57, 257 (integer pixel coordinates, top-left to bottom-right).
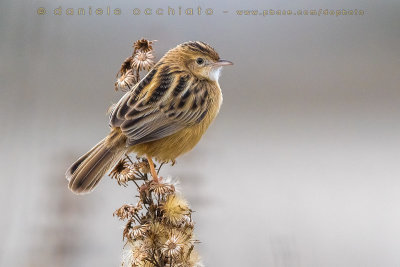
66, 41, 233, 194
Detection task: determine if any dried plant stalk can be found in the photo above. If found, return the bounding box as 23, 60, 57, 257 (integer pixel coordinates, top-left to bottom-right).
111, 156, 203, 267
111, 39, 203, 267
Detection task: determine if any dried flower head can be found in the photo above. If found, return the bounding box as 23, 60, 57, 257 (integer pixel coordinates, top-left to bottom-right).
150, 179, 175, 197
143, 222, 166, 250
115, 69, 137, 92
128, 224, 149, 240
117, 56, 133, 77
117, 167, 136, 186
110, 158, 130, 179
114, 203, 141, 221
131, 51, 155, 71
133, 38, 155, 53
161, 231, 187, 257
162, 195, 190, 225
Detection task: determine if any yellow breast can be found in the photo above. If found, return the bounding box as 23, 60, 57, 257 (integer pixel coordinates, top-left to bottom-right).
131, 83, 222, 162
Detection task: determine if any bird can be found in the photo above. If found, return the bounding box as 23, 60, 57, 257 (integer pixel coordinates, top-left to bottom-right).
66, 41, 233, 194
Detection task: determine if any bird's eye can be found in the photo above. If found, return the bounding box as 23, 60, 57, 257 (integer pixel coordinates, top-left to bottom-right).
196, 58, 204, 65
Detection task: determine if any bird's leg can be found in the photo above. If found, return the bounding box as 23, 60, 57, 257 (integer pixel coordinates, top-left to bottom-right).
146, 156, 159, 182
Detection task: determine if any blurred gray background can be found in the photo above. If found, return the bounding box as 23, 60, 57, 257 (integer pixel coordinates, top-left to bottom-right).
1, 0, 399, 266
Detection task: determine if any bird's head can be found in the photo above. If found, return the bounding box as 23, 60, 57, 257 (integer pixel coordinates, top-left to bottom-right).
161, 41, 233, 82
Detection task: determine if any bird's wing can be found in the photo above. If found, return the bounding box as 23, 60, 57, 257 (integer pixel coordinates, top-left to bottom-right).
110, 65, 209, 146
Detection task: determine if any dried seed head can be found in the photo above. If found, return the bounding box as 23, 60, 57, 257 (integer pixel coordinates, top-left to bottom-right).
117, 56, 133, 77
131, 51, 155, 71
133, 38, 155, 53
115, 69, 137, 92
128, 224, 149, 240
161, 232, 187, 257
117, 167, 136, 186
110, 159, 129, 179
143, 222, 168, 250
150, 179, 175, 197
161, 195, 190, 225
115, 156, 200, 267
114, 204, 140, 220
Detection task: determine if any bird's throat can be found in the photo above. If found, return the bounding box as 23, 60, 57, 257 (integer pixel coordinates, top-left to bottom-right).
209, 67, 222, 82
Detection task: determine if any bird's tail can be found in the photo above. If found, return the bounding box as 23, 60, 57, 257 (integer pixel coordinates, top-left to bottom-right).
66, 129, 127, 194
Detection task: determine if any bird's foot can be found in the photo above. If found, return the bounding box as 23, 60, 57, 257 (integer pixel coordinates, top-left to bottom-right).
150, 171, 160, 183
146, 155, 160, 183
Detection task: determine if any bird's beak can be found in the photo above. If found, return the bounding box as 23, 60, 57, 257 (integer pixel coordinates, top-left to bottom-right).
214, 59, 234, 66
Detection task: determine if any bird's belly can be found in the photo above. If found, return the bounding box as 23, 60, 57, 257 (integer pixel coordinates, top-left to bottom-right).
130, 123, 208, 162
